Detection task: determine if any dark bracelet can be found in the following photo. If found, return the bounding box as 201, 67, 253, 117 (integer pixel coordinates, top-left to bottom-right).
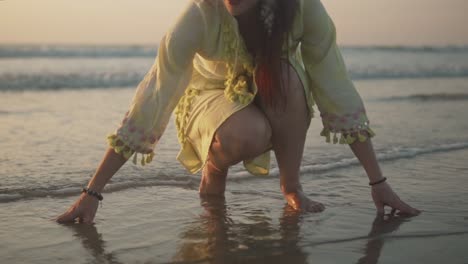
369, 177, 387, 186
82, 187, 103, 201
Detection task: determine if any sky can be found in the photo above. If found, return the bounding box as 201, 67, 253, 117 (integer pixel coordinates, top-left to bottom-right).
1, 0, 467, 46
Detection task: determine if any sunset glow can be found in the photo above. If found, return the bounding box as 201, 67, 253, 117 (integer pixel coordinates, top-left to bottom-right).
1, 0, 467, 46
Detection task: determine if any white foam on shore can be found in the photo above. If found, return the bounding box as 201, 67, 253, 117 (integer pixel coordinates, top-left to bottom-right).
2, 141, 467, 203
229, 141, 468, 179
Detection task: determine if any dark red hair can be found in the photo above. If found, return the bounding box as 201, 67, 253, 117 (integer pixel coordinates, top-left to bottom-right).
255, 0, 299, 108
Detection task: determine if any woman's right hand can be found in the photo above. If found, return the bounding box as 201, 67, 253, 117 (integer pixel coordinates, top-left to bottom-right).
55, 193, 100, 224
371, 182, 421, 216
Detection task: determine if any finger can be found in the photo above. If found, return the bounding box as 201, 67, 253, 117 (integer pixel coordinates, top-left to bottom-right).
311, 204, 323, 213
319, 204, 326, 211
307, 202, 325, 213
393, 199, 421, 216
56, 208, 79, 223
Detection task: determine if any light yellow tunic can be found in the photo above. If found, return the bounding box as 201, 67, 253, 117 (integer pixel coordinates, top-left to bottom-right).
107, 0, 375, 175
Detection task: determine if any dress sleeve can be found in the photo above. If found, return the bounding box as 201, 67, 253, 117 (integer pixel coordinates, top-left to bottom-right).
107, 1, 205, 165
300, 0, 375, 145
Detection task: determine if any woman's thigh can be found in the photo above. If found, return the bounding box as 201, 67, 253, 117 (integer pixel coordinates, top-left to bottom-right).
210, 103, 272, 165
254, 60, 310, 186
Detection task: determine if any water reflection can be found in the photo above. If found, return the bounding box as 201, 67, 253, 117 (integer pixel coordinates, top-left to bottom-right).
61, 200, 412, 264
172, 195, 308, 264
63, 223, 122, 264
356, 214, 409, 264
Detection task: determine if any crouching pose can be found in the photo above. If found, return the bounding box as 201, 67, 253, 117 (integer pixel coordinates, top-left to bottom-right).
57, 0, 420, 224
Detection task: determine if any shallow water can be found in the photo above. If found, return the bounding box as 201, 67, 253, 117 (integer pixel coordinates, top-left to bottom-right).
1, 78, 468, 263
1, 147, 467, 263
1, 77, 468, 201
1, 45, 468, 263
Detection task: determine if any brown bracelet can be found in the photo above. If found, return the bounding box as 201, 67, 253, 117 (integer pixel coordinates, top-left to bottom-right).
369, 177, 387, 186
82, 187, 103, 201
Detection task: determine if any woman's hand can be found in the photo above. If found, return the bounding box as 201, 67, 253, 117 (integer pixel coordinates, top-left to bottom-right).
371, 182, 421, 216
54, 148, 128, 224
55, 193, 99, 224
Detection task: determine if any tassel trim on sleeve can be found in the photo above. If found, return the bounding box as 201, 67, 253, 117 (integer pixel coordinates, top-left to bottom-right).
107, 134, 155, 166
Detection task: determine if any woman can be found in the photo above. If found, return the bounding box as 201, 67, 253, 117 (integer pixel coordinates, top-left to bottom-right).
57, 0, 420, 224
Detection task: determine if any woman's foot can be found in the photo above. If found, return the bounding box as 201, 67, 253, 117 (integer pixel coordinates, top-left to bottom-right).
283, 190, 325, 213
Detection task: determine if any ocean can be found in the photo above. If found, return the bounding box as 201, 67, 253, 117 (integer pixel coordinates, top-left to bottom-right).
1, 45, 467, 263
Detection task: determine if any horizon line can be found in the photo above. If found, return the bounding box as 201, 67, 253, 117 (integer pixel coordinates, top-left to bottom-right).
1, 43, 468, 48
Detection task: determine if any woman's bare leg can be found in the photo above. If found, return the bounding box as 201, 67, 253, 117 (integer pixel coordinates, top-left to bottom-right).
256, 62, 325, 212
199, 104, 272, 196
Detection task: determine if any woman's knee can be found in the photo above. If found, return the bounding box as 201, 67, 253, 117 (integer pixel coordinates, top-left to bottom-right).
212, 105, 272, 161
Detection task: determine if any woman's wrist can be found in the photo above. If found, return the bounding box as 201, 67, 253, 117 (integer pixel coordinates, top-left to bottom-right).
367, 173, 385, 183
85, 148, 128, 194
369, 177, 387, 186
82, 187, 103, 201
86, 182, 104, 193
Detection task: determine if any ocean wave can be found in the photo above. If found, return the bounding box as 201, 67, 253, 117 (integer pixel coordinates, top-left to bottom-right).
345, 45, 468, 53
2, 44, 468, 90
2, 68, 468, 91
381, 93, 468, 102
2, 141, 466, 203
230, 141, 468, 179
2, 45, 467, 58
0, 72, 144, 90
348, 69, 468, 80
0, 45, 156, 58
0, 176, 198, 203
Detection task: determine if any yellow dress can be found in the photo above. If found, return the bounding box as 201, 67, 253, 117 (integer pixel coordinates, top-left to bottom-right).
107, 0, 375, 175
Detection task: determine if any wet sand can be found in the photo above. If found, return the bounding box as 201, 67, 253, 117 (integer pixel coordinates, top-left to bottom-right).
1, 148, 467, 264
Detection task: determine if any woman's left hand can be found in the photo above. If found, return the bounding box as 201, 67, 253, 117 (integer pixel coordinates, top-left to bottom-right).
371, 182, 421, 216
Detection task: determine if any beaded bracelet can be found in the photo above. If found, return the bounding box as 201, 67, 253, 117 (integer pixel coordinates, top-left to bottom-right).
82, 187, 103, 201
369, 177, 387, 186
